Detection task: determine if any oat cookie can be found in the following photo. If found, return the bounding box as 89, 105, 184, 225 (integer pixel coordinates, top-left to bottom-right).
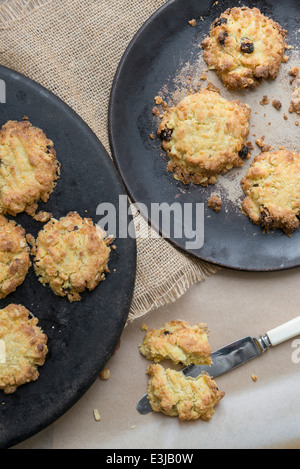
241, 150, 300, 236
147, 364, 225, 421
0, 215, 31, 299
33, 212, 111, 302
139, 320, 212, 366
0, 120, 60, 217
0, 304, 48, 394
157, 88, 251, 186
202, 7, 287, 89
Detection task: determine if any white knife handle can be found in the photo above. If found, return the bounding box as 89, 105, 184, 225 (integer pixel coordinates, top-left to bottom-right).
267, 316, 300, 346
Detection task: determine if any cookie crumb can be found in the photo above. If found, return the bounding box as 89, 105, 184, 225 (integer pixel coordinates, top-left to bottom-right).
283, 113, 288, 120
149, 133, 155, 140
272, 99, 282, 110
99, 368, 110, 380
288, 66, 299, 77
188, 19, 197, 26
251, 374, 258, 382
259, 95, 269, 106
93, 409, 101, 421
208, 194, 222, 213
141, 323, 148, 331
154, 96, 163, 105
255, 136, 271, 152
152, 107, 160, 117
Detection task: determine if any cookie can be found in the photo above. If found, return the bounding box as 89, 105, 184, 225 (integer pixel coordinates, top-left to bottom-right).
0, 304, 48, 394
147, 364, 225, 421
157, 88, 251, 186
202, 7, 287, 89
139, 320, 212, 366
241, 150, 300, 236
0, 120, 60, 217
33, 212, 111, 302
0, 215, 31, 299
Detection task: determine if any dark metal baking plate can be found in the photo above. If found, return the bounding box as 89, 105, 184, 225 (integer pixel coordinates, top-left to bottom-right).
0, 65, 136, 448
109, 0, 300, 271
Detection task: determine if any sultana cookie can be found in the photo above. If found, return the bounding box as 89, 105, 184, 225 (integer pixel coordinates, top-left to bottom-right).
139, 320, 212, 366
202, 7, 287, 89
33, 212, 111, 302
0, 304, 48, 394
157, 88, 251, 186
0, 119, 60, 217
0, 215, 31, 299
147, 364, 225, 421
241, 150, 300, 236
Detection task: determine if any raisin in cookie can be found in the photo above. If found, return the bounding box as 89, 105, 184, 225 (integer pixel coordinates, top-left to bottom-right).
0, 120, 60, 217
147, 364, 225, 421
202, 7, 287, 89
241, 150, 300, 236
139, 320, 212, 366
158, 88, 251, 186
0, 215, 31, 299
33, 212, 111, 302
0, 304, 48, 394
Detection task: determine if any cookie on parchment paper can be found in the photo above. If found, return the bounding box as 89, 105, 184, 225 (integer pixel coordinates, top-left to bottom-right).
147, 364, 225, 421
139, 320, 212, 366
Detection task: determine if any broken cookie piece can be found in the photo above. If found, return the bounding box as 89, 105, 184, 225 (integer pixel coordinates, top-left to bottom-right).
139, 320, 212, 366
147, 364, 225, 421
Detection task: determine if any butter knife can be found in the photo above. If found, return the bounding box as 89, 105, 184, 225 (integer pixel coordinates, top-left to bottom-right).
137, 315, 300, 415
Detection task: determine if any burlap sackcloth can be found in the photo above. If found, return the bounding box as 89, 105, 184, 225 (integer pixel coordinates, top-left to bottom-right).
0, 0, 219, 322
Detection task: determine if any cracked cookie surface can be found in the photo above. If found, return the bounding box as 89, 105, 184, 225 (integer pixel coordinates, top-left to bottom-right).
147, 364, 224, 421
0, 215, 31, 299
202, 7, 287, 89
241, 150, 300, 236
0, 304, 48, 394
157, 88, 251, 186
33, 212, 111, 302
0, 120, 60, 217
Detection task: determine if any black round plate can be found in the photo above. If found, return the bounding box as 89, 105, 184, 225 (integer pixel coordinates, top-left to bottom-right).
109, 0, 300, 271
0, 65, 136, 448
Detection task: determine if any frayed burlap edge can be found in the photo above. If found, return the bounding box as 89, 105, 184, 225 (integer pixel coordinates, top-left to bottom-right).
128, 260, 220, 322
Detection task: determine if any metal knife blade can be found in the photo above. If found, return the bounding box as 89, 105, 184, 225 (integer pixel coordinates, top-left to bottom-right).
137, 335, 268, 415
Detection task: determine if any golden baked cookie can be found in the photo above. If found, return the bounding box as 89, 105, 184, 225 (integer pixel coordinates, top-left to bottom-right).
139, 320, 212, 366
147, 364, 225, 421
0, 215, 31, 299
0, 304, 48, 394
157, 88, 251, 186
33, 212, 111, 302
289, 78, 300, 114
0, 119, 60, 217
202, 7, 287, 89
241, 150, 300, 236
